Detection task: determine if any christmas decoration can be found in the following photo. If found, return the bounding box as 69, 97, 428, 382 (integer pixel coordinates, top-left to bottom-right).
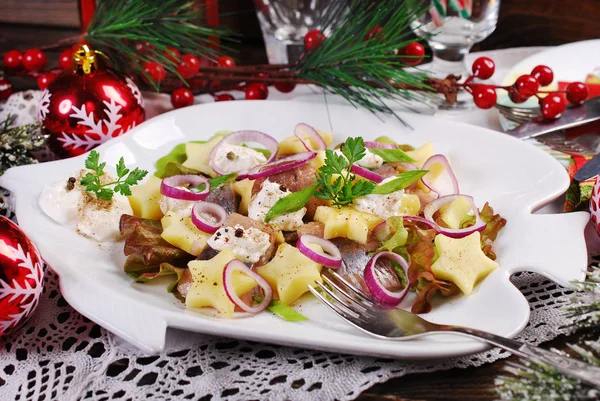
40, 45, 145, 159
0, 115, 47, 176
170, 88, 194, 109
0, 78, 12, 101
590, 179, 600, 235
0, 216, 45, 336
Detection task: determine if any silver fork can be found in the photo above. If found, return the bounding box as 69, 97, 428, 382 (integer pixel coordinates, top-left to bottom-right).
309, 272, 600, 389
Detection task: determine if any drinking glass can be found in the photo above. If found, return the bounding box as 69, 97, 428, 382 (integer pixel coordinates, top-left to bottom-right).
253, 0, 351, 64
410, 0, 500, 79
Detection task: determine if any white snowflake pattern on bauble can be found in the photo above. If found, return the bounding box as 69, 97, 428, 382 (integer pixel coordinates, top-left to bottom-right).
126, 77, 144, 108
38, 89, 51, 121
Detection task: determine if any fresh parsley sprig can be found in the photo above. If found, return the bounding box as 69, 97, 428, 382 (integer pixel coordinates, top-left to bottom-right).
80, 150, 148, 201
315, 137, 376, 207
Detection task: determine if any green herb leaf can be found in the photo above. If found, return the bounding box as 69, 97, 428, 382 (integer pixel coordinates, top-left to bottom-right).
371, 170, 428, 195
154, 140, 207, 178
116, 157, 129, 178
85, 150, 105, 175
124, 168, 148, 186
341, 137, 367, 165
267, 300, 308, 322
368, 148, 415, 163
265, 184, 317, 223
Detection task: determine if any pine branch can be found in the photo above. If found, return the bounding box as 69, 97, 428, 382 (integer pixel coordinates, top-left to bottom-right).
86, 0, 236, 89
0, 115, 47, 176
296, 0, 436, 117
564, 267, 600, 332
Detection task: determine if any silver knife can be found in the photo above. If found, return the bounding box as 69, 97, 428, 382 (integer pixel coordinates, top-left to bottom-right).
575, 152, 600, 181
506, 96, 600, 140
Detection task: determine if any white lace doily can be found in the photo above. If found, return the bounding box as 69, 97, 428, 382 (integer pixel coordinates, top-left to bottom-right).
0, 88, 580, 401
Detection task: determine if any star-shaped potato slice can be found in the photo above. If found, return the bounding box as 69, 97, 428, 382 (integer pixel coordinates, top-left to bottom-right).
160, 211, 210, 256
431, 232, 498, 295
314, 206, 381, 244
182, 133, 227, 177
186, 247, 257, 318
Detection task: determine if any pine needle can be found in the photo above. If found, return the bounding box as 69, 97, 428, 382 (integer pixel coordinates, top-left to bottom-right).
0, 115, 47, 176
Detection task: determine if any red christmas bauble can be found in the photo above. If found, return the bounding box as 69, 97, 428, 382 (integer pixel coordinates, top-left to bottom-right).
0, 216, 45, 336
39, 47, 145, 158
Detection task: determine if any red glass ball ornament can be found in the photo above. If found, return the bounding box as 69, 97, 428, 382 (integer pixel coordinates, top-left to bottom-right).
23, 48, 47, 72
177, 54, 200, 79
514, 74, 539, 98
164, 47, 181, 64
399, 42, 425, 66
0, 216, 45, 337
531, 65, 554, 87
4, 50, 23, 70
365, 25, 384, 41
217, 56, 236, 68
540, 93, 566, 119
245, 83, 269, 100
472, 85, 497, 109
274, 82, 296, 93
471, 57, 495, 79
37, 73, 55, 90
0, 78, 13, 101
59, 49, 73, 69
214, 93, 235, 102
304, 29, 326, 52
143, 61, 166, 84
171, 88, 194, 109
566, 82, 589, 105
39, 64, 145, 158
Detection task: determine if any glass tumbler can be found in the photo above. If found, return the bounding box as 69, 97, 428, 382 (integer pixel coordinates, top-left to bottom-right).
253, 0, 351, 64
411, 0, 500, 78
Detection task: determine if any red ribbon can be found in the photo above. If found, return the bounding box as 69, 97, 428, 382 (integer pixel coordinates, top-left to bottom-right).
79, 0, 96, 32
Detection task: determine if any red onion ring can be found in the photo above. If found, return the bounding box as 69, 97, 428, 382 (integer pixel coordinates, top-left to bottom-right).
223, 259, 273, 314
423, 194, 487, 238
373, 221, 393, 242
364, 141, 398, 149
294, 123, 326, 151
350, 164, 384, 183
402, 215, 438, 230
209, 130, 279, 178
364, 252, 410, 307
191, 201, 228, 234
296, 234, 342, 269
421, 154, 460, 197
246, 151, 317, 180
160, 175, 210, 201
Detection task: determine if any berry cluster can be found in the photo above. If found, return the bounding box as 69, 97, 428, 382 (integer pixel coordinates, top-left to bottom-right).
2, 47, 58, 100
466, 57, 590, 119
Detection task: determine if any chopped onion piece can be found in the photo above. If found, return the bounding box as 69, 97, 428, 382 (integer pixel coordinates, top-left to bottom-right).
160, 175, 210, 201
421, 154, 460, 197
294, 123, 326, 151
191, 201, 228, 234
350, 164, 384, 183
246, 151, 316, 180
423, 194, 486, 238
364, 252, 410, 307
297, 234, 342, 269
364, 141, 398, 149
223, 259, 272, 314
209, 130, 278, 178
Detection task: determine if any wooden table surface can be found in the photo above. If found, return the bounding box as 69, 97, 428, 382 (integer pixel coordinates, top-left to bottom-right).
1, 12, 598, 399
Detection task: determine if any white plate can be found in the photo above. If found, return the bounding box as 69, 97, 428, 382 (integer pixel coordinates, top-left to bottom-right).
0, 101, 589, 358
498, 40, 600, 130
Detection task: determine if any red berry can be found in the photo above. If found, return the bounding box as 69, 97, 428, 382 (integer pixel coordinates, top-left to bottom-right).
540, 93, 566, 119
4, 50, 23, 69
163, 47, 180, 64
59, 49, 72, 69
471, 57, 495, 79
472, 85, 497, 109
399, 42, 425, 66
304, 29, 326, 52
217, 56, 236, 68
22, 48, 47, 71
143, 61, 166, 83
531, 65, 554, 87
171, 88, 194, 109
177, 54, 200, 79
245, 83, 268, 100
514, 74, 540, 98
214, 93, 235, 102
365, 25, 384, 41
274, 82, 296, 93
37, 73, 55, 90
0, 78, 13, 101
508, 89, 528, 104
566, 82, 588, 105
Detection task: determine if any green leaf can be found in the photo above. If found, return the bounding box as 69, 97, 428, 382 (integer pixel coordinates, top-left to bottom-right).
161, 161, 202, 179
341, 137, 367, 165
114, 182, 132, 196
154, 140, 206, 178
379, 217, 409, 253
350, 179, 376, 198
208, 173, 238, 190
368, 148, 415, 163
265, 184, 317, 223
371, 170, 428, 195
116, 157, 129, 178
321, 149, 348, 175
97, 188, 113, 201
267, 300, 308, 322
124, 168, 148, 186
85, 150, 105, 175
80, 172, 98, 187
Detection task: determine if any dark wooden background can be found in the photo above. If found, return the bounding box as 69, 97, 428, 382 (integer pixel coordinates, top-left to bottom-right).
1, 1, 599, 400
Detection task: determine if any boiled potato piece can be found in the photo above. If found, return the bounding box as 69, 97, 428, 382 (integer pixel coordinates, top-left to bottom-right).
313, 206, 381, 244
309, 150, 327, 171
398, 193, 421, 216
257, 243, 322, 305
161, 212, 209, 256
186, 248, 257, 318
128, 175, 163, 220
439, 196, 472, 229
182, 133, 228, 177
431, 232, 497, 295
232, 178, 255, 215
278, 130, 333, 156
406, 142, 435, 169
